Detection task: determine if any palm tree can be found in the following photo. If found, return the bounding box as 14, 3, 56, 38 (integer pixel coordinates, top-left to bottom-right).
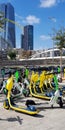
52, 27, 65, 78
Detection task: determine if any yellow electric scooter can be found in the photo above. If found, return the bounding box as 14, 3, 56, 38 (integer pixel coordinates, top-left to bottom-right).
29, 71, 52, 100
3, 73, 40, 115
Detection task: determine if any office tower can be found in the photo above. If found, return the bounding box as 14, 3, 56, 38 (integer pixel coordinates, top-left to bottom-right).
21, 25, 33, 50
0, 3, 16, 48
21, 34, 24, 49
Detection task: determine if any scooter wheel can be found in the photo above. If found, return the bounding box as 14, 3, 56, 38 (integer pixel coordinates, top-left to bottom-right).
3, 99, 10, 110
51, 105, 53, 108
58, 97, 63, 108
28, 105, 36, 111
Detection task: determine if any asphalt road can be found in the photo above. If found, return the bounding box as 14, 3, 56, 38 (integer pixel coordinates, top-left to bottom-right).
0, 94, 65, 130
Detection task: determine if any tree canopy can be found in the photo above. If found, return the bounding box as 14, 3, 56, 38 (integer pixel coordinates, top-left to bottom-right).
52, 27, 65, 77
0, 12, 4, 30
53, 27, 65, 50
8, 50, 17, 60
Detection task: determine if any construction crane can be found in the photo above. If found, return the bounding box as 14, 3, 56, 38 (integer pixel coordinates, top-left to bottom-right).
0, 12, 23, 48
0, 11, 23, 32
4, 18, 23, 32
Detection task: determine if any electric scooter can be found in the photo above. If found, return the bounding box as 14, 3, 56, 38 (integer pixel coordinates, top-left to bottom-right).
3, 73, 40, 116
29, 82, 51, 100
0, 79, 7, 94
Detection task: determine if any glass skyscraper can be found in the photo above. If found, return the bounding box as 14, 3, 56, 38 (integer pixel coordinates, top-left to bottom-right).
0, 3, 16, 48
21, 25, 33, 50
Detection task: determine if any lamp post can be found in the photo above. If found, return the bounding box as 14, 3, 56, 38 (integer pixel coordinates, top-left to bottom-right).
48, 17, 56, 63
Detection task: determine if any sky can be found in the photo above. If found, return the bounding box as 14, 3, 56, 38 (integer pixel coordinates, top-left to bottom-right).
0, 0, 65, 50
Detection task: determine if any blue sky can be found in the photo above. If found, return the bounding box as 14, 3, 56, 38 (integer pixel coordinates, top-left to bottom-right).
0, 0, 65, 50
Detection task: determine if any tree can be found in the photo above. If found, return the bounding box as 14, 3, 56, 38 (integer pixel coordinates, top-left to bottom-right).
8, 50, 17, 60
52, 27, 65, 78
0, 12, 4, 32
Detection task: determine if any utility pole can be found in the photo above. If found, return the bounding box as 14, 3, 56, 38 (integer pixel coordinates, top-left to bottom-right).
48, 17, 56, 64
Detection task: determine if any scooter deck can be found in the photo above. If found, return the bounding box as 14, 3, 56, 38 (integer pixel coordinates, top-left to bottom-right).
9, 99, 40, 115
31, 93, 50, 100
30, 88, 50, 100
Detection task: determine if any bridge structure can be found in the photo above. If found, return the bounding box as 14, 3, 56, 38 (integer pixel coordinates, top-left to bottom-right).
30, 47, 65, 59
0, 47, 65, 68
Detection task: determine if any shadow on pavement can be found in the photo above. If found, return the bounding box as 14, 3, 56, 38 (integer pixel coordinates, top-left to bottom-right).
0, 116, 23, 125
33, 113, 44, 118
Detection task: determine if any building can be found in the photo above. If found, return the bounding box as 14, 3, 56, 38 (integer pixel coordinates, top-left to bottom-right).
21, 34, 24, 49
0, 3, 16, 48
0, 36, 11, 50
21, 25, 33, 50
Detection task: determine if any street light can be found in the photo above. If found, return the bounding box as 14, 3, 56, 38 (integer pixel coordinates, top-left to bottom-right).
48, 17, 56, 63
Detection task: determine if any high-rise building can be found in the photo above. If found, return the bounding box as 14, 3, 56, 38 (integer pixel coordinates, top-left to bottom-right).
0, 3, 16, 48
21, 25, 33, 50
21, 34, 24, 49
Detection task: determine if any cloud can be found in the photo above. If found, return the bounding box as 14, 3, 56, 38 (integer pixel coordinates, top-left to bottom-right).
15, 13, 40, 25
23, 15, 40, 25
40, 35, 51, 40
39, 0, 65, 8
40, 0, 56, 8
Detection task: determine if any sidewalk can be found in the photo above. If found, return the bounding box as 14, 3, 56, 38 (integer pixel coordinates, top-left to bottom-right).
0, 94, 65, 130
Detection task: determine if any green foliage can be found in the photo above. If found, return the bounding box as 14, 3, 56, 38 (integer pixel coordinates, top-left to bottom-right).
53, 27, 65, 50
0, 12, 4, 30
1, 68, 5, 77
8, 51, 16, 60
52, 27, 65, 77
